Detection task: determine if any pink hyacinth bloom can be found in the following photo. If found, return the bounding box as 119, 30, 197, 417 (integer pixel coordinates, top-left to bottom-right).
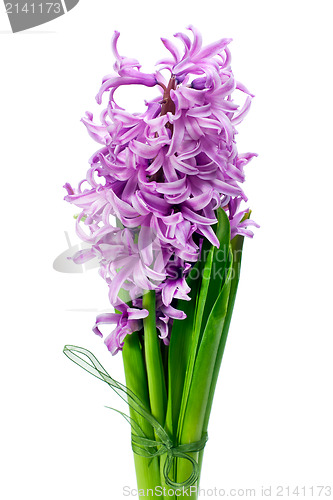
64, 27, 258, 353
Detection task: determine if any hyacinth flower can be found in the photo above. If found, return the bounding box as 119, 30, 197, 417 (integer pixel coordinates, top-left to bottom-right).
63, 26, 258, 498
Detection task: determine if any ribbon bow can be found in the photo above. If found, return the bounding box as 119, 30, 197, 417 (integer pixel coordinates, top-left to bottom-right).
63, 345, 208, 490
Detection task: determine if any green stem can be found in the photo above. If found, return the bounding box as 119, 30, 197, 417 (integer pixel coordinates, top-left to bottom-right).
143, 290, 167, 427
122, 332, 161, 493
143, 290, 168, 495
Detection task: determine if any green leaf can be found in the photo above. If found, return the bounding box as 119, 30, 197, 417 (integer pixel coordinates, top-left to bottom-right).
200, 208, 231, 338
196, 222, 248, 482
176, 250, 233, 484
180, 249, 233, 441
165, 259, 203, 437
166, 209, 231, 442
202, 217, 249, 434
165, 210, 230, 488
163, 258, 204, 486
175, 243, 214, 442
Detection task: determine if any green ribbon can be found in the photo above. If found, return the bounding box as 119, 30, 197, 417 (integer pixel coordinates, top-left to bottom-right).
63, 345, 208, 490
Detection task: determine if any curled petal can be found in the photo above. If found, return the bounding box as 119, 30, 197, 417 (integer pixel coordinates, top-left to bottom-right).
161, 37, 181, 62
96, 74, 157, 105
198, 37, 232, 60
182, 206, 217, 225
232, 96, 252, 125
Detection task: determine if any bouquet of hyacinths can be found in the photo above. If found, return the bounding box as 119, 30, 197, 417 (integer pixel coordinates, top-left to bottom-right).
63, 26, 258, 498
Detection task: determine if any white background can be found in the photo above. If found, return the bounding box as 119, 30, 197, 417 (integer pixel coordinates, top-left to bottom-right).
1, 1, 333, 499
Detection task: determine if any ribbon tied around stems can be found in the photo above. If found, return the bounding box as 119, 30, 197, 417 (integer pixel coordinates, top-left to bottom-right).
63, 345, 208, 490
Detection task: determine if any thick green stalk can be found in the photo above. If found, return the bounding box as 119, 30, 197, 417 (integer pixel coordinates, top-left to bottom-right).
122, 332, 161, 493
143, 290, 168, 495
143, 290, 167, 427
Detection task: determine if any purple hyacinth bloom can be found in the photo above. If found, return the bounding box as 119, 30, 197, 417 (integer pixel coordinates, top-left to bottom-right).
93, 302, 149, 355
64, 27, 257, 354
